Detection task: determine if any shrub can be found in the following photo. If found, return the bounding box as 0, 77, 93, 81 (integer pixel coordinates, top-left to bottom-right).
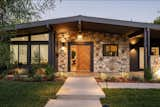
99, 72, 108, 81
144, 67, 152, 81
45, 65, 55, 75
28, 65, 39, 77
45, 65, 56, 81
33, 74, 43, 82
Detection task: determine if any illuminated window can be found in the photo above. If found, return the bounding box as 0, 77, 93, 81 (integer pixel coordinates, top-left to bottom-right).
151, 47, 159, 56
103, 44, 118, 56
40, 45, 48, 64
19, 45, 27, 64
10, 45, 18, 64
31, 34, 49, 41
31, 45, 48, 64
10, 45, 27, 64
139, 47, 144, 69
10, 36, 28, 41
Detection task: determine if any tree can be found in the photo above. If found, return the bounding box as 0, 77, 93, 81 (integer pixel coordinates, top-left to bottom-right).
154, 16, 160, 24
0, 0, 57, 72
0, 0, 56, 24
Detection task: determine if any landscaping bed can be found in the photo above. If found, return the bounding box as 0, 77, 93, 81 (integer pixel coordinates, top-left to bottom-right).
101, 89, 160, 107
0, 80, 63, 107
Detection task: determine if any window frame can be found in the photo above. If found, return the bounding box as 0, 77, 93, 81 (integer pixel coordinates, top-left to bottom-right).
102, 44, 118, 56
10, 33, 49, 65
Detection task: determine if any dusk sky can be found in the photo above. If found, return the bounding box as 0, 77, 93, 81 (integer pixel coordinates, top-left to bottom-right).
41, 0, 160, 23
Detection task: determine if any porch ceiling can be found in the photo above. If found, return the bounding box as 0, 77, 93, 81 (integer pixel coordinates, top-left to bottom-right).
54, 21, 140, 36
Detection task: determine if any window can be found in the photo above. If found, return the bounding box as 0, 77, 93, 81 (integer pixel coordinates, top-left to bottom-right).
19, 45, 27, 64
103, 44, 118, 56
10, 44, 27, 64
31, 45, 48, 64
10, 36, 28, 41
151, 47, 159, 56
10, 45, 18, 64
40, 45, 48, 64
31, 34, 49, 41
139, 47, 144, 69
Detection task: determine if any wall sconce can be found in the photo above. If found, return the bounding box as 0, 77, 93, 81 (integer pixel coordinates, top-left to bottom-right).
77, 20, 83, 40
130, 37, 138, 45
77, 32, 83, 40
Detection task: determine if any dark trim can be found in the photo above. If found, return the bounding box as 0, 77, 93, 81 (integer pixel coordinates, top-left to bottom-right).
68, 42, 94, 72
14, 32, 49, 38
128, 29, 143, 38
16, 15, 160, 30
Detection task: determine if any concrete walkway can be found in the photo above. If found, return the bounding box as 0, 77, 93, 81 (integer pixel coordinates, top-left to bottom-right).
45, 77, 105, 107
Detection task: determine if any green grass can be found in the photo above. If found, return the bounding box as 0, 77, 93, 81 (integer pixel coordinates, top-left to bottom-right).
0, 80, 63, 107
101, 89, 160, 107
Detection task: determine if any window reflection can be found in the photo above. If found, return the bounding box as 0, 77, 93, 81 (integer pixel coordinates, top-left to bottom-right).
40, 45, 48, 64
10, 45, 18, 64
10, 45, 27, 64
31, 45, 48, 64
31, 45, 40, 64
19, 45, 27, 64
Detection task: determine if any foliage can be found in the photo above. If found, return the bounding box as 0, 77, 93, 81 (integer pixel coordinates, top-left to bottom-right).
45, 65, 55, 75
0, 0, 56, 24
28, 65, 38, 77
144, 67, 152, 81
0, 42, 13, 73
0, 80, 63, 107
33, 74, 43, 82
154, 16, 160, 24
45, 65, 56, 81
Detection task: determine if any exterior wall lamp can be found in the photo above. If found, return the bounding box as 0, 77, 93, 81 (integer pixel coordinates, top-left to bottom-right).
77, 20, 83, 40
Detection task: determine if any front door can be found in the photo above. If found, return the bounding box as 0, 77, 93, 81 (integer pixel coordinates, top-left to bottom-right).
69, 42, 93, 72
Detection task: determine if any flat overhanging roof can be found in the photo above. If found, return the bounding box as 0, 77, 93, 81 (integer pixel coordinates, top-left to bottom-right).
15, 15, 160, 38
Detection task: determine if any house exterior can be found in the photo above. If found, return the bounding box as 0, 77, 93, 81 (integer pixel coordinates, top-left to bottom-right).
10, 15, 160, 79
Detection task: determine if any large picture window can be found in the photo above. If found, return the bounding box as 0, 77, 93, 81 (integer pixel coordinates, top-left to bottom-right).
10, 44, 27, 64
31, 45, 48, 64
103, 44, 118, 56
10, 33, 49, 65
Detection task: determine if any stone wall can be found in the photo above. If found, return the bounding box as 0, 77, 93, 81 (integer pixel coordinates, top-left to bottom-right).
57, 31, 130, 72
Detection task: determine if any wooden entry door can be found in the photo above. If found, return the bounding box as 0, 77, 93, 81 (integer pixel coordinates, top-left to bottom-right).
69, 43, 93, 72
76, 45, 90, 71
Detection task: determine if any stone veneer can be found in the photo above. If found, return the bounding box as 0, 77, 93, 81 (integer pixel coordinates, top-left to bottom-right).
57, 31, 130, 73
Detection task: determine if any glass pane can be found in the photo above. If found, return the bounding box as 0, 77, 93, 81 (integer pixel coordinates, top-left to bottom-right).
31, 34, 49, 41
151, 47, 159, 56
31, 45, 40, 64
19, 45, 27, 64
139, 47, 144, 69
40, 45, 48, 64
10, 45, 18, 64
11, 36, 28, 41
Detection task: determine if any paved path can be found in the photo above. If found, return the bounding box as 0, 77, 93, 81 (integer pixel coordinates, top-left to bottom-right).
45, 77, 105, 107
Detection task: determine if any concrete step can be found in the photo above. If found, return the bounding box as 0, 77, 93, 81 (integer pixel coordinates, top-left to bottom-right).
45, 99, 102, 107
57, 94, 105, 100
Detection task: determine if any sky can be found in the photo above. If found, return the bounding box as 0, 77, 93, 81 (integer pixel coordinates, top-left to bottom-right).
40, 0, 160, 23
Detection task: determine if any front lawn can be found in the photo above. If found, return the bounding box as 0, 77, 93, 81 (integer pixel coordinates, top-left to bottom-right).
0, 80, 63, 107
101, 89, 160, 107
